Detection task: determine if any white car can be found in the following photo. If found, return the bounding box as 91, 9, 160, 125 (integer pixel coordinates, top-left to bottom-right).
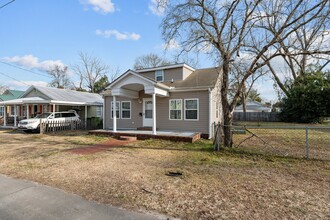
18, 110, 80, 132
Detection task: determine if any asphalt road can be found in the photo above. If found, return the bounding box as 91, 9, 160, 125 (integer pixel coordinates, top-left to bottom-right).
0, 174, 167, 220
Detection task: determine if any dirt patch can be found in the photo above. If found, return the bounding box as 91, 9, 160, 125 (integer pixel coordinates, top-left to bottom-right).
0, 130, 329, 219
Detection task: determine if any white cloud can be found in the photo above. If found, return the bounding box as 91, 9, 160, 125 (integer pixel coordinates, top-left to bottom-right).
149, 0, 168, 16
80, 0, 115, 14
2, 55, 66, 72
162, 39, 180, 50
96, 29, 141, 41
7, 81, 48, 90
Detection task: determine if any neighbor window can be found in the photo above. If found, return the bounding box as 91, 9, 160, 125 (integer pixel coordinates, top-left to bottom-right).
96, 106, 102, 117
0, 106, 4, 117
184, 99, 199, 120
10, 106, 15, 116
155, 70, 164, 82
111, 101, 120, 118
169, 99, 182, 120
121, 101, 131, 119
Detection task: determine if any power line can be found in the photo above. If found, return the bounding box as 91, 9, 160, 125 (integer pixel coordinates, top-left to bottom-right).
0, 60, 50, 78
0, 0, 15, 9
0, 70, 30, 86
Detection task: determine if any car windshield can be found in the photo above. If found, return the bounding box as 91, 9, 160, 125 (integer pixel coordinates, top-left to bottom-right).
34, 113, 51, 119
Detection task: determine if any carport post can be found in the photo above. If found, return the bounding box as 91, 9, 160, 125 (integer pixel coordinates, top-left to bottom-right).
3, 105, 6, 126
85, 105, 87, 129
26, 104, 29, 119
14, 104, 17, 127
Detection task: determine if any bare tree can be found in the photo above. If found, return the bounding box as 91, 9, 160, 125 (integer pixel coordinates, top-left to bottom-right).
0, 84, 8, 94
72, 52, 109, 93
134, 53, 170, 70
162, 0, 330, 147
47, 65, 71, 89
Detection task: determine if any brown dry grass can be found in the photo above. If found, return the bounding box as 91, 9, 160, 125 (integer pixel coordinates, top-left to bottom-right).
0, 130, 329, 219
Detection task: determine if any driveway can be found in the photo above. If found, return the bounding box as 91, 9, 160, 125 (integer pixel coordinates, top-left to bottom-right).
0, 174, 165, 220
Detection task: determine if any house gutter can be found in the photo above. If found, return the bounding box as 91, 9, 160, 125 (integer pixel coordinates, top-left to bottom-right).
208, 88, 212, 139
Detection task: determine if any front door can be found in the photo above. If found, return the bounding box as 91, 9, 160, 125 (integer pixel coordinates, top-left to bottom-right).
143, 98, 153, 127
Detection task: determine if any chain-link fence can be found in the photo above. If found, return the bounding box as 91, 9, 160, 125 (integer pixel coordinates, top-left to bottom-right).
213, 123, 330, 160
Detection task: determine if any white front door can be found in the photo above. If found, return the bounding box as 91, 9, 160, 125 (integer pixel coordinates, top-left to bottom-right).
143, 98, 153, 127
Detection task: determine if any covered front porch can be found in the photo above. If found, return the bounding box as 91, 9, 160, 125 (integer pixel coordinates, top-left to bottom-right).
89, 129, 201, 143
105, 70, 170, 135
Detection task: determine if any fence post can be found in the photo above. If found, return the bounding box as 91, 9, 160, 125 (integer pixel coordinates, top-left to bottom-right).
305, 126, 309, 160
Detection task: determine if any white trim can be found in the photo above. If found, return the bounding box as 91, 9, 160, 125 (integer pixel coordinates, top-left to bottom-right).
169, 99, 182, 120
152, 93, 156, 135
136, 63, 195, 73
121, 101, 131, 119
103, 98, 105, 129
208, 88, 212, 139
112, 96, 117, 132
184, 98, 199, 121
110, 101, 120, 119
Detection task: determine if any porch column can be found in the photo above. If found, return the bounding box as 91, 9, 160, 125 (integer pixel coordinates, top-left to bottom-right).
113, 96, 117, 132
85, 105, 87, 129
53, 104, 55, 114
14, 104, 17, 127
102, 98, 105, 129
3, 105, 6, 126
152, 93, 156, 135
26, 104, 29, 119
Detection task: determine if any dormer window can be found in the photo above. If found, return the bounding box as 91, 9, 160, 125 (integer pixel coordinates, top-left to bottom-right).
155, 70, 164, 82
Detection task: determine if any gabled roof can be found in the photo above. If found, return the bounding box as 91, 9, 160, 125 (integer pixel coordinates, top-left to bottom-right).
135, 63, 195, 73
106, 69, 169, 90
21, 86, 103, 105
0, 89, 24, 101
163, 67, 220, 90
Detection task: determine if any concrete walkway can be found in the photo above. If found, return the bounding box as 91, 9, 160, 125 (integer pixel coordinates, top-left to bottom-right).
0, 174, 166, 220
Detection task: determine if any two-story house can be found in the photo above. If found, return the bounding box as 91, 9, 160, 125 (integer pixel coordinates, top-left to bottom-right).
103, 63, 222, 138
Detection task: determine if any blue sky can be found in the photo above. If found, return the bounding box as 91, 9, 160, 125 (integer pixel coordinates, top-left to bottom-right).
0, 0, 277, 101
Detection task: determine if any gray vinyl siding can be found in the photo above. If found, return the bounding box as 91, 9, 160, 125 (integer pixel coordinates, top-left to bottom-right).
138, 67, 193, 83
104, 90, 210, 133
104, 96, 143, 129
24, 89, 50, 100
156, 91, 209, 133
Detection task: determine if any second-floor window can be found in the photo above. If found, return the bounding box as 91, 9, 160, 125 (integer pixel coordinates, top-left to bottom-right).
155, 70, 164, 82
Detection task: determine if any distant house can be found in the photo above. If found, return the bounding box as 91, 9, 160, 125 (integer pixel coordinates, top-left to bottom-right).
102, 63, 222, 138
234, 101, 272, 112
0, 86, 103, 126
0, 89, 24, 119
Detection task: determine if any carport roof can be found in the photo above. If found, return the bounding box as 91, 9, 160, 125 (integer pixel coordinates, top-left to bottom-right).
0, 86, 103, 106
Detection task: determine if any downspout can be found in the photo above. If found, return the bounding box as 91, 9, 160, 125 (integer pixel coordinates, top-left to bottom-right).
208, 88, 212, 139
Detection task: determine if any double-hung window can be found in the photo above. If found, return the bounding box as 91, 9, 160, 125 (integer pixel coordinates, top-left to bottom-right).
111, 101, 120, 118
169, 99, 182, 120
184, 99, 199, 120
0, 106, 4, 117
121, 101, 131, 119
155, 70, 164, 82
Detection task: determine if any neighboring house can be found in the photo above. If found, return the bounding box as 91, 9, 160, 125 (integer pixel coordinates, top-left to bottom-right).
103, 63, 222, 138
234, 101, 272, 112
0, 89, 24, 118
0, 86, 103, 126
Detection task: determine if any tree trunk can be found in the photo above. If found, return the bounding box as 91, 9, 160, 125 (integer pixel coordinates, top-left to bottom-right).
242, 93, 247, 121
223, 109, 233, 147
